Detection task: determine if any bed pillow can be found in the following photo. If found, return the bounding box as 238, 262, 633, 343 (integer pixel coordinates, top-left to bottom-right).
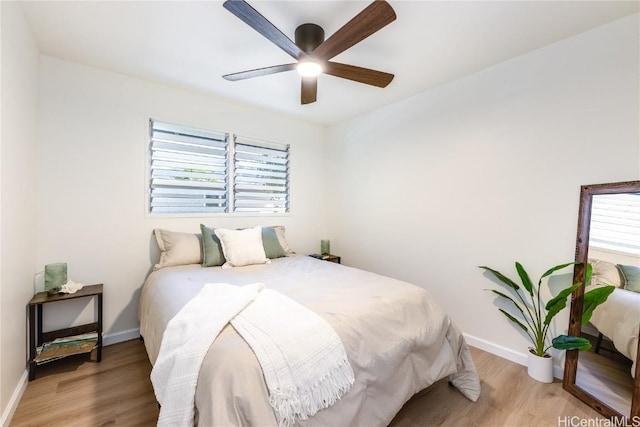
214, 227, 270, 268
617, 264, 640, 293
588, 258, 624, 288
153, 229, 202, 270
200, 225, 226, 267
273, 225, 295, 255
262, 226, 286, 259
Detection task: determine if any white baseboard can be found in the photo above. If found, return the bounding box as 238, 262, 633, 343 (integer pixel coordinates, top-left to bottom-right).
463, 333, 565, 380
1, 370, 28, 427
464, 333, 528, 366
103, 327, 140, 346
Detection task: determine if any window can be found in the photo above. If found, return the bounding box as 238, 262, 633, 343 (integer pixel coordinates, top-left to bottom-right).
233, 136, 290, 214
149, 120, 229, 214
589, 193, 640, 255
148, 120, 290, 215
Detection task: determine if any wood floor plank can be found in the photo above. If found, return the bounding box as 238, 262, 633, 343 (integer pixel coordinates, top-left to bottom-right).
11, 340, 159, 427
11, 339, 605, 426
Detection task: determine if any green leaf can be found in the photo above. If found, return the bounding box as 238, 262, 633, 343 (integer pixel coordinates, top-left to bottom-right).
498, 308, 529, 333
540, 262, 576, 281
479, 266, 520, 291
515, 262, 534, 296
582, 285, 615, 325
543, 282, 582, 325
552, 335, 592, 351
584, 263, 593, 285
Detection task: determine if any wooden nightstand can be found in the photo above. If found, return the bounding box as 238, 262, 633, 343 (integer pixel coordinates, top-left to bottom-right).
28, 284, 103, 380
309, 254, 341, 264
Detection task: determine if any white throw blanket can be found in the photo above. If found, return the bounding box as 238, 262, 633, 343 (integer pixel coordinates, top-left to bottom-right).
151, 283, 354, 427
232, 289, 355, 426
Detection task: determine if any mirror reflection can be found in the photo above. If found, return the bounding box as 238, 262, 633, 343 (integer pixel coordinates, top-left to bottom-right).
575, 192, 640, 416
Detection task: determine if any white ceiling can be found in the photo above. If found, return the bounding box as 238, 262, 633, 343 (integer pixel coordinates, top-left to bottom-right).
19, 1, 639, 126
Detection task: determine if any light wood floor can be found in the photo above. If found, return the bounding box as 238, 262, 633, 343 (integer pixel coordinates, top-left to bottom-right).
11, 339, 604, 426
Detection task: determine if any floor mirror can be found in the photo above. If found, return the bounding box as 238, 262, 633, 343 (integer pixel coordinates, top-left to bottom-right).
563, 181, 640, 421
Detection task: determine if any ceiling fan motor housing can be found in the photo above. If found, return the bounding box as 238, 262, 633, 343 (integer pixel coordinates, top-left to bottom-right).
295, 23, 325, 54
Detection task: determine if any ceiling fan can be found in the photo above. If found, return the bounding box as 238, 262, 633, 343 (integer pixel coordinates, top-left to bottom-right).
222, 0, 396, 105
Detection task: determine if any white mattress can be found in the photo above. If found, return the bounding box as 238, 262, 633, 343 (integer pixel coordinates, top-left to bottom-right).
138, 255, 480, 426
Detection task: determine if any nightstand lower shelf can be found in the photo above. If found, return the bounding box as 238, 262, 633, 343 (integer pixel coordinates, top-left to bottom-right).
28, 284, 103, 380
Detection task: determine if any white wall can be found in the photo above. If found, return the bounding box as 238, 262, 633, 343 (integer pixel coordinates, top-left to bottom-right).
326, 14, 640, 366
0, 2, 39, 423
36, 57, 328, 340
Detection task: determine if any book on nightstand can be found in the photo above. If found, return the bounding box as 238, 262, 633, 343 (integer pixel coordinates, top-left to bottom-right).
309, 254, 331, 260
34, 332, 98, 364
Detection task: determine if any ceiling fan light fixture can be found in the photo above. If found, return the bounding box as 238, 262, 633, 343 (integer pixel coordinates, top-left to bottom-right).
297, 60, 323, 77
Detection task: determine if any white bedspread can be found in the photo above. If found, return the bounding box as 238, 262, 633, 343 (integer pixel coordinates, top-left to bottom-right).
588, 286, 640, 377
139, 255, 481, 426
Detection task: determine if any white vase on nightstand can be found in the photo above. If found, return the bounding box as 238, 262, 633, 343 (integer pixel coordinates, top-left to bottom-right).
527, 349, 554, 383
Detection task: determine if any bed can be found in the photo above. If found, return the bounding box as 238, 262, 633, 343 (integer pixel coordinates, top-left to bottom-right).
139, 236, 480, 426
587, 258, 640, 377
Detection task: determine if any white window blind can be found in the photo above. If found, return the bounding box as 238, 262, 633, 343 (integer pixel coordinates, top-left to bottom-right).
589, 193, 640, 255
233, 136, 290, 214
149, 120, 229, 214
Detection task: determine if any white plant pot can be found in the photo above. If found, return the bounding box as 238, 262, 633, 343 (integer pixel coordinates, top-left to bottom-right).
527, 349, 554, 383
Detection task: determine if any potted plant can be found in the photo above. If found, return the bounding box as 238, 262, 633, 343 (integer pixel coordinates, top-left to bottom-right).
479, 262, 614, 383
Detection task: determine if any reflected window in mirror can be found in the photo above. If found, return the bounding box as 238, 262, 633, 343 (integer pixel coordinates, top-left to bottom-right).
590, 193, 640, 257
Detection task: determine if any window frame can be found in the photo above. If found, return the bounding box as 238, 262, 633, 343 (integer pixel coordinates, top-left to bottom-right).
146, 119, 291, 217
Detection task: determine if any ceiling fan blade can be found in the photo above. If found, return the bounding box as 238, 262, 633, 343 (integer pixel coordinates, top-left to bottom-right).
223, 64, 297, 81
324, 62, 394, 88
223, 0, 304, 60
312, 1, 396, 61
301, 77, 317, 104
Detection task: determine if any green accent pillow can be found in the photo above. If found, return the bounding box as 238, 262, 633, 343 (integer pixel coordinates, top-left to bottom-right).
262, 226, 286, 259
200, 224, 226, 267
617, 264, 640, 293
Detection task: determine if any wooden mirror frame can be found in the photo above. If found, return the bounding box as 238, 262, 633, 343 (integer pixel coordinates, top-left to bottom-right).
563, 180, 640, 420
